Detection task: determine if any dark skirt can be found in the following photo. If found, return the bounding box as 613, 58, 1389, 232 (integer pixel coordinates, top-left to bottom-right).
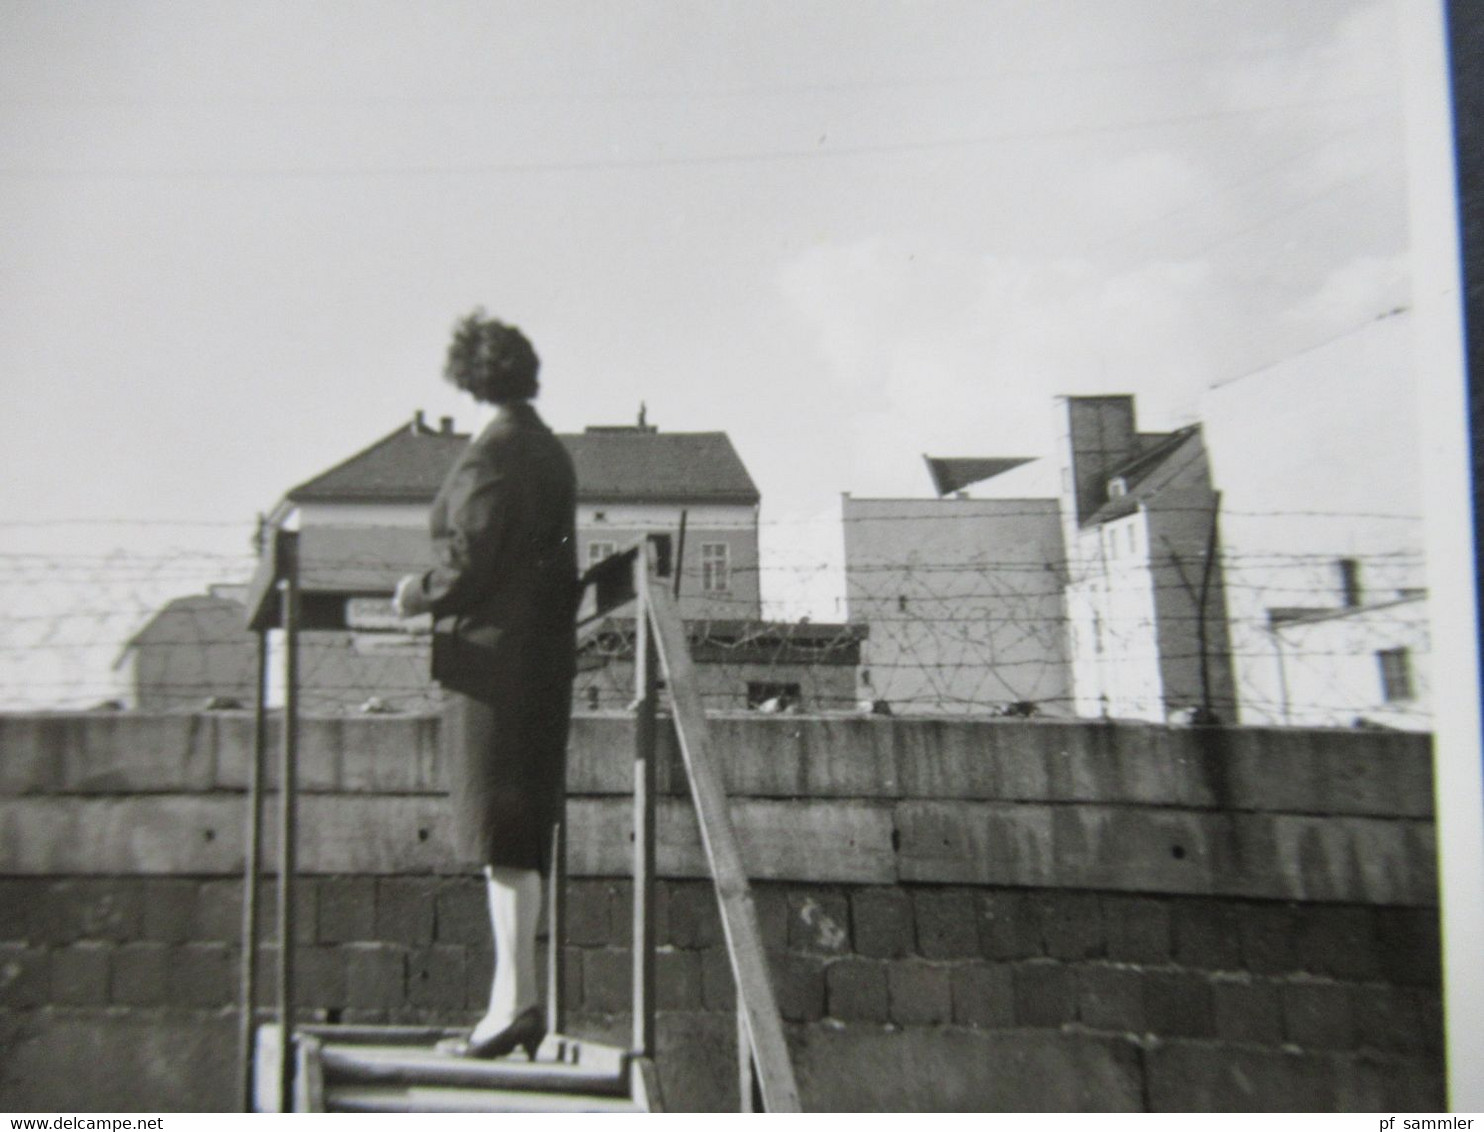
441, 678, 571, 872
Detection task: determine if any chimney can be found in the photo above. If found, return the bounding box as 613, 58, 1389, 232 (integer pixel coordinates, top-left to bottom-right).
1059, 396, 1138, 525
440, 416, 454, 435
412, 410, 426, 434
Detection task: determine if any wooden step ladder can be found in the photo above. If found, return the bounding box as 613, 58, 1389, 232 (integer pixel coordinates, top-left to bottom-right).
255, 1025, 661, 1113
243, 535, 800, 1113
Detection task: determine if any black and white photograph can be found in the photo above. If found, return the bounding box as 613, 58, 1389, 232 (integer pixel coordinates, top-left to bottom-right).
0, 0, 1479, 1115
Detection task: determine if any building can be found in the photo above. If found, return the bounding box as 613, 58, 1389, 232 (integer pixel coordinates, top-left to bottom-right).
115, 588, 258, 711
1201, 309, 1429, 729
842, 494, 1070, 715
272, 409, 762, 622
842, 394, 1237, 723
242, 409, 865, 713
1054, 396, 1237, 724
573, 618, 866, 713
843, 352, 1426, 730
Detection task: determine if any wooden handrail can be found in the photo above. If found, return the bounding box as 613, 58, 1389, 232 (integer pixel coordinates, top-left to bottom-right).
637, 568, 802, 1112
631, 542, 659, 1057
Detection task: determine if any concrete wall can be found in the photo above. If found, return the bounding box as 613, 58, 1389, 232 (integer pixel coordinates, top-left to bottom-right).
0, 712, 1443, 1112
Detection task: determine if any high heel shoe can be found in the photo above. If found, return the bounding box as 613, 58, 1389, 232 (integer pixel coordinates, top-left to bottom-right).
437, 1005, 546, 1061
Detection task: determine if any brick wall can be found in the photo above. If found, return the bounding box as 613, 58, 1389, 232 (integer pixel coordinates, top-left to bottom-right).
0, 712, 1444, 1111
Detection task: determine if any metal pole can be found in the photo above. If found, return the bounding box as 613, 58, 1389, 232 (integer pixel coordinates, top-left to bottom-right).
632, 543, 658, 1057
546, 813, 567, 1038
275, 530, 301, 1111
237, 628, 271, 1111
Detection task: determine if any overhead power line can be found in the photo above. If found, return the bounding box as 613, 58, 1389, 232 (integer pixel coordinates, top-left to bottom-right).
0, 94, 1390, 182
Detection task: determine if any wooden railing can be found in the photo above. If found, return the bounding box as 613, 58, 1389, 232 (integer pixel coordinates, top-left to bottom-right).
580, 539, 801, 1111
239, 530, 800, 1112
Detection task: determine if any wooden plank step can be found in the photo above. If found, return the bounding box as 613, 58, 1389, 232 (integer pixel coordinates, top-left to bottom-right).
319, 1042, 629, 1096
298, 1025, 460, 1045
326, 1085, 644, 1114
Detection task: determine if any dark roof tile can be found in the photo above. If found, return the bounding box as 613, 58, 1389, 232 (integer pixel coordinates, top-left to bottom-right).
286, 417, 760, 505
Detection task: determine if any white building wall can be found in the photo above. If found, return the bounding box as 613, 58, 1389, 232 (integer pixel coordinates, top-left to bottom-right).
580, 500, 761, 620
843, 496, 1070, 715
1201, 311, 1428, 727
1065, 516, 1166, 721
1266, 599, 1431, 730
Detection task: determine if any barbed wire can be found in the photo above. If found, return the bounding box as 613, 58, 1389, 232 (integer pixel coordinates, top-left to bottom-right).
0, 519, 1430, 732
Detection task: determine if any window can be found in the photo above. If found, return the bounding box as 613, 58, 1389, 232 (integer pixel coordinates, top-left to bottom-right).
1127, 523, 1137, 555
1338, 558, 1362, 607
587, 540, 617, 569
748, 682, 802, 711
1378, 648, 1414, 702
701, 542, 729, 592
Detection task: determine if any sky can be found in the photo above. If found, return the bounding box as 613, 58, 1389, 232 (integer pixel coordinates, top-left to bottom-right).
0, 0, 1421, 702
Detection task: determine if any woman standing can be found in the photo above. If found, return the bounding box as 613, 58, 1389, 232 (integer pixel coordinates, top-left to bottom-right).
394, 310, 578, 1060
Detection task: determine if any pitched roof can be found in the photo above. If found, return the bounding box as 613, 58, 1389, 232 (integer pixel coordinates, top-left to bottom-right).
124, 593, 251, 651
286, 416, 761, 506
1086, 426, 1206, 524
287, 419, 470, 504
562, 427, 759, 503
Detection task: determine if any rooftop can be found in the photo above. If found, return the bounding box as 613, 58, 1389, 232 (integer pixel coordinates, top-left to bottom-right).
285, 412, 761, 506
1085, 426, 1206, 525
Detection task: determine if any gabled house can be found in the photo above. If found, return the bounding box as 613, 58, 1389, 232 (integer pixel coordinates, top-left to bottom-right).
240, 408, 864, 713
271, 409, 762, 622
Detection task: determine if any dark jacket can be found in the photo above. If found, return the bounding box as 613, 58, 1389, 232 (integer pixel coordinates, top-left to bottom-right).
420, 402, 578, 702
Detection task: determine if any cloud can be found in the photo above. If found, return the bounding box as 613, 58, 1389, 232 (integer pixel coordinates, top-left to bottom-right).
1073, 150, 1214, 234
1282, 253, 1410, 331
778, 238, 1239, 499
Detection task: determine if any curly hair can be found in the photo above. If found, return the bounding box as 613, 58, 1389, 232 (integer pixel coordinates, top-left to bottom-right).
442, 308, 540, 404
